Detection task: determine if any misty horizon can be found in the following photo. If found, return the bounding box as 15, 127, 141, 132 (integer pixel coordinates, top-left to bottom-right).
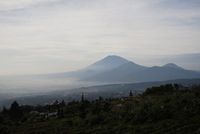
0, 54, 199, 95
0, 0, 200, 75
0, 53, 200, 76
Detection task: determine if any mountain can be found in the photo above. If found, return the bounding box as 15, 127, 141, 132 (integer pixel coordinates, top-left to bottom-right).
39, 55, 200, 84
156, 53, 200, 71
82, 61, 148, 83
82, 62, 200, 83
132, 65, 200, 82
43, 55, 129, 79
79, 56, 200, 83
162, 63, 184, 70
86, 55, 130, 71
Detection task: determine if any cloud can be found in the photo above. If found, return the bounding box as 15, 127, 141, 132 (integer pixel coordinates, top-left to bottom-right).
0, 0, 199, 75
0, 0, 59, 11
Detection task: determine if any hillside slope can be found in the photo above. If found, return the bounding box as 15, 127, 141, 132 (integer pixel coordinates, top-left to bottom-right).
1, 84, 200, 134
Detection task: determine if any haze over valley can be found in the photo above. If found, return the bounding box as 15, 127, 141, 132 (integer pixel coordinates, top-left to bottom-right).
0, 55, 200, 97
0, 0, 199, 96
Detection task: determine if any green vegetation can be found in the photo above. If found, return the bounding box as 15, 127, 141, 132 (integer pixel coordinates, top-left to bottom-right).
1, 84, 200, 134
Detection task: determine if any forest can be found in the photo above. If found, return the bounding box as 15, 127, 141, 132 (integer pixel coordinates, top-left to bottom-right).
1, 84, 200, 134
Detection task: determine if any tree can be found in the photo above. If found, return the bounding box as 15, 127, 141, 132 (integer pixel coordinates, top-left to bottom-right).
80, 93, 87, 118
174, 84, 180, 90
10, 101, 19, 111
81, 92, 85, 102
9, 101, 22, 120
129, 90, 133, 97
98, 96, 103, 101
57, 108, 64, 118
53, 100, 59, 106
60, 100, 66, 107
2, 106, 8, 114
50, 100, 60, 111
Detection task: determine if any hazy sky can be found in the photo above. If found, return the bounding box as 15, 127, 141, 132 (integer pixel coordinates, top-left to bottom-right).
0, 0, 200, 75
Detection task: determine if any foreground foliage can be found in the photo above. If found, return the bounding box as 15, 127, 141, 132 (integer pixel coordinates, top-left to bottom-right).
1, 84, 200, 134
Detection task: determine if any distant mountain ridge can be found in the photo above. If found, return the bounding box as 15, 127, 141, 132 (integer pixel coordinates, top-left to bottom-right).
162, 63, 184, 69
44, 55, 129, 79
87, 55, 130, 71
44, 55, 200, 83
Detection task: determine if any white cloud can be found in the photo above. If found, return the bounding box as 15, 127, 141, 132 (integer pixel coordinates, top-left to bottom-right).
0, 0, 199, 75
0, 0, 58, 11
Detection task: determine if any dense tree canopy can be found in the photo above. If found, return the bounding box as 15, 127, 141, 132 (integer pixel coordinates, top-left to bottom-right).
0, 84, 200, 134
